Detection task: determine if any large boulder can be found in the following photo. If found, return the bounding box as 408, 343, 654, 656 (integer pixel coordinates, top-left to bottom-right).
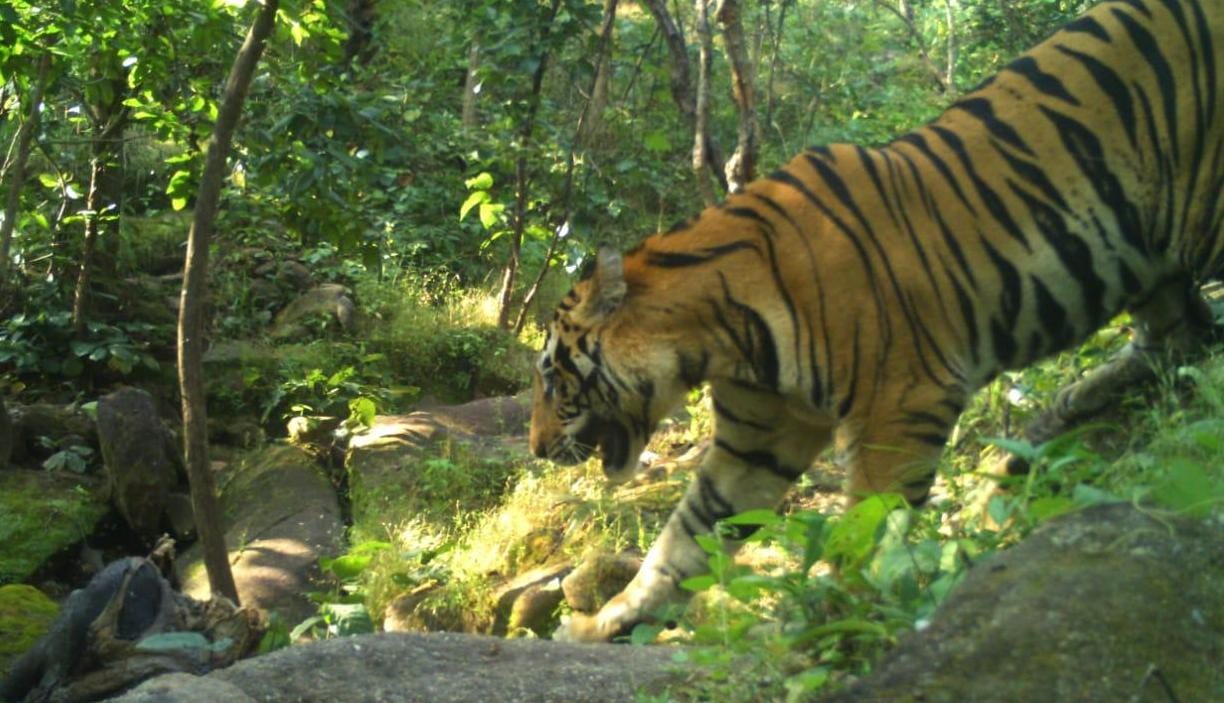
112, 632, 688, 703
96, 387, 184, 540
819, 503, 1224, 703
345, 396, 529, 535
0, 469, 109, 584
177, 445, 344, 623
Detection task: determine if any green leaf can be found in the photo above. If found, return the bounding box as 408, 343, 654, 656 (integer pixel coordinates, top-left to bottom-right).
478, 201, 504, 229
680, 574, 717, 592
136, 632, 232, 654
464, 172, 494, 190
321, 602, 374, 636
320, 553, 373, 581
348, 397, 377, 428
721, 509, 781, 526
37, 173, 59, 188
1152, 460, 1223, 517
643, 130, 671, 152
824, 493, 904, 570
458, 190, 488, 222
1027, 495, 1074, 522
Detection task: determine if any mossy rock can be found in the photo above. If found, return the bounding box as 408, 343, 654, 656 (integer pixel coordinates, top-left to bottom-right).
0, 470, 109, 584
0, 584, 58, 678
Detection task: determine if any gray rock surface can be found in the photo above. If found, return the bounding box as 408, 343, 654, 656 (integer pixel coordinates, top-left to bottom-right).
96, 387, 182, 539
111, 632, 689, 703
177, 444, 344, 623
818, 503, 1224, 703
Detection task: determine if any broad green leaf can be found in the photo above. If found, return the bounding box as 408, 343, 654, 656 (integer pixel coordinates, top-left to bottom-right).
643, 131, 671, 152
478, 201, 503, 229
464, 172, 493, 190
458, 190, 488, 222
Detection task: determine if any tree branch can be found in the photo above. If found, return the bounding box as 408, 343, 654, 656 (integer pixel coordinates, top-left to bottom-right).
178, 0, 279, 605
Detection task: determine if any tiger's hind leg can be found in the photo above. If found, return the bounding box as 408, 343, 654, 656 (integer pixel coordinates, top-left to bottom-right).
1007, 277, 1220, 473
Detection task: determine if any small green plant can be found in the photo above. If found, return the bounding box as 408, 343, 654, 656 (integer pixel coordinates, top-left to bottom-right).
291, 541, 393, 641
40, 441, 95, 474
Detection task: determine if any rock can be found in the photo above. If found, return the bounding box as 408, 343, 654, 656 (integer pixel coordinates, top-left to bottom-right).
383, 583, 448, 633
506, 581, 567, 638
164, 491, 197, 542
112, 632, 689, 703
417, 394, 532, 437
561, 552, 642, 614
177, 445, 344, 624
286, 415, 344, 459
490, 563, 571, 637
2, 554, 262, 703
0, 585, 58, 679
0, 469, 109, 584
346, 397, 529, 532
818, 503, 1224, 703
106, 673, 257, 703
270, 283, 356, 338
96, 387, 183, 539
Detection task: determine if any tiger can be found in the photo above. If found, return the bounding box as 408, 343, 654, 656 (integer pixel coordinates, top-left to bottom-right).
530, 0, 1224, 642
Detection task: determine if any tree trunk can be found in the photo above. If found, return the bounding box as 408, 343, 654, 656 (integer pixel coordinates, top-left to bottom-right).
461, 41, 481, 128
495, 0, 562, 330
716, 0, 759, 192
875, 0, 949, 93
71, 114, 126, 333
578, 0, 618, 146
641, 0, 727, 194
692, 0, 717, 205
71, 157, 102, 335
943, 0, 959, 94
178, 0, 279, 605
512, 0, 620, 335
0, 52, 51, 277
342, 0, 377, 68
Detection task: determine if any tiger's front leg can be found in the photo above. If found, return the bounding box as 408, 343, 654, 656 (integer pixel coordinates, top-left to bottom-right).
554, 392, 832, 642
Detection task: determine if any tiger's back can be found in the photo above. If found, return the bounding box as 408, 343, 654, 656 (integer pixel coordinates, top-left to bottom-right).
531, 0, 1224, 642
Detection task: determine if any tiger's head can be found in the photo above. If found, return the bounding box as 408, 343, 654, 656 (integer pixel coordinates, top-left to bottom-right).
529, 247, 688, 483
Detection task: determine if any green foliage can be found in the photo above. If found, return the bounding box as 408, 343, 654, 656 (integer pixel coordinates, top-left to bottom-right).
0, 307, 161, 382
291, 540, 391, 641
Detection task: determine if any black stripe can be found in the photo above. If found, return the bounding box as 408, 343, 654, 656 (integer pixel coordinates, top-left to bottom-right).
930, 126, 1031, 251
992, 144, 1069, 212
893, 132, 978, 216
646, 240, 759, 268
838, 323, 861, 418
713, 274, 780, 390
1009, 183, 1106, 326
1185, 0, 1216, 126
1053, 44, 1137, 149
1032, 275, 1074, 354
734, 199, 805, 371
949, 274, 981, 368
1111, 8, 1178, 157
1004, 56, 1079, 105
952, 97, 1035, 156
713, 438, 805, 481
1062, 14, 1110, 42
1038, 105, 1147, 253
713, 399, 772, 431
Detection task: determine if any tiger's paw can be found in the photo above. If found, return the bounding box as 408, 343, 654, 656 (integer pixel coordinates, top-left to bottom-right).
552, 612, 611, 643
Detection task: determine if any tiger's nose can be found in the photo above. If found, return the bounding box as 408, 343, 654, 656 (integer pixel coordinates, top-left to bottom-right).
530, 433, 548, 459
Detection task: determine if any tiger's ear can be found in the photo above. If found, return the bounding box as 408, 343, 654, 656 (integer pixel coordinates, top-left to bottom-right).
575, 247, 626, 323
